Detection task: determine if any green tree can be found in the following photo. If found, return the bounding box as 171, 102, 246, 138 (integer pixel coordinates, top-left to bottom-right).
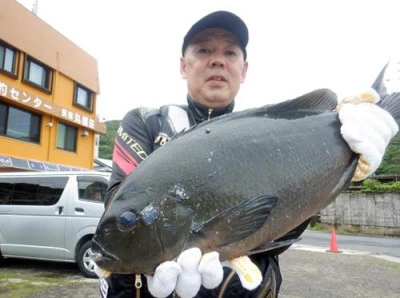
376, 130, 400, 175
98, 120, 120, 159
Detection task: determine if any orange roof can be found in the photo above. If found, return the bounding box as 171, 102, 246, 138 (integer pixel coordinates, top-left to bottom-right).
0, 0, 100, 94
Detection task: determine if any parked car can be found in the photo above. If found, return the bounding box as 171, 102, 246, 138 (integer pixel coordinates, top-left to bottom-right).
0, 171, 110, 278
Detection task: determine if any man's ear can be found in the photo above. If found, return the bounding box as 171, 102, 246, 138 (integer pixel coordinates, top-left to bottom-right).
180, 57, 187, 79
241, 61, 249, 83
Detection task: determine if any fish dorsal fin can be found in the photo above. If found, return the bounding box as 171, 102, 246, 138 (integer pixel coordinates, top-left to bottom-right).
170, 89, 338, 141
264, 89, 338, 119
189, 195, 277, 249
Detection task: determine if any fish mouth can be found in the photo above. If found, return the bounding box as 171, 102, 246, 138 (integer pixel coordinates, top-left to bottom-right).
91, 239, 122, 263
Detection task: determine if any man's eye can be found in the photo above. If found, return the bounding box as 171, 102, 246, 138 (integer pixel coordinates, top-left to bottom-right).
198, 48, 211, 54
226, 51, 237, 56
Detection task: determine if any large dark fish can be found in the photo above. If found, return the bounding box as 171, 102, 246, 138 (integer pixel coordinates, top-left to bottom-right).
92, 69, 400, 275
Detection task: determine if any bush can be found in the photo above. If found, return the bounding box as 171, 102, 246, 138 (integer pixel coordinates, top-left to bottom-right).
360, 178, 400, 193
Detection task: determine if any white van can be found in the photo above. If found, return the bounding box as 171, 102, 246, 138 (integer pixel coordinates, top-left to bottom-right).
0, 171, 110, 278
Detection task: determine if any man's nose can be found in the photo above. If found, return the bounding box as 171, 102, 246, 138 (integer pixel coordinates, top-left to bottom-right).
209, 55, 225, 68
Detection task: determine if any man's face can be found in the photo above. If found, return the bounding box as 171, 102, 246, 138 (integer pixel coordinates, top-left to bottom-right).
180, 28, 248, 108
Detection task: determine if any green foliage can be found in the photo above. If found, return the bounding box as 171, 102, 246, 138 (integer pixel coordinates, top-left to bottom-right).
376, 126, 400, 175
360, 178, 400, 193
309, 221, 323, 231
0, 271, 75, 297
337, 225, 362, 235
98, 120, 120, 159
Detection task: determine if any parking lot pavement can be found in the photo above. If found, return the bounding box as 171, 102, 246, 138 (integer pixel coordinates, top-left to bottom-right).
3, 247, 400, 298
279, 248, 400, 298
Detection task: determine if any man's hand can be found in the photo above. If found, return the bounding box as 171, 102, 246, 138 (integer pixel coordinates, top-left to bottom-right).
146, 248, 222, 298
146, 248, 262, 298
337, 89, 399, 181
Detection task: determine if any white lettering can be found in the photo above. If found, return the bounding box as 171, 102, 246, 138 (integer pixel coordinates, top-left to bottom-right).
117, 126, 148, 160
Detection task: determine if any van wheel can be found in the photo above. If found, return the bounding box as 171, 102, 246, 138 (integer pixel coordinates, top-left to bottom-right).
77, 240, 97, 278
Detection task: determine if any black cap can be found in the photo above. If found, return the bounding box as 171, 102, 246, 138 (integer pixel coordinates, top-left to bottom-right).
182, 11, 248, 60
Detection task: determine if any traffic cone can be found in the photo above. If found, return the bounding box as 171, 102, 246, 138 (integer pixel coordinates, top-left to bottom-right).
326, 227, 342, 253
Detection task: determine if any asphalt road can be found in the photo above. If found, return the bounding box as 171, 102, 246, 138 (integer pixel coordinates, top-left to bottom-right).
5, 248, 399, 298
279, 247, 400, 298
2, 232, 399, 297
300, 229, 400, 258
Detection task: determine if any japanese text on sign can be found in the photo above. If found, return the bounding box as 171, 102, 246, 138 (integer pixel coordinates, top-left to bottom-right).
0, 81, 96, 130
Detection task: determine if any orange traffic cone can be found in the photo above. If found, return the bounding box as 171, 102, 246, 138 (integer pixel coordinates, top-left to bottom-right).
326, 227, 342, 253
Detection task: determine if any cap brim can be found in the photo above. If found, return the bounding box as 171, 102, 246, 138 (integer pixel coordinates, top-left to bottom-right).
182, 11, 248, 59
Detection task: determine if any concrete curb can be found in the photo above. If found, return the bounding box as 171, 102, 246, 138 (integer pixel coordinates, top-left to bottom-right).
290, 243, 400, 263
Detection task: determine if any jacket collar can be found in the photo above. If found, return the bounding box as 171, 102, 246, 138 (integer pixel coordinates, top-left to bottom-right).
187, 96, 235, 124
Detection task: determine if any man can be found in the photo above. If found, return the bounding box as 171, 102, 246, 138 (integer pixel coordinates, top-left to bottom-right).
99, 10, 398, 298
101, 10, 288, 297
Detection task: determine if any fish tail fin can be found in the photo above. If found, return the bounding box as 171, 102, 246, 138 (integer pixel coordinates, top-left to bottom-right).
371, 62, 390, 97
372, 60, 400, 121
377, 92, 400, 121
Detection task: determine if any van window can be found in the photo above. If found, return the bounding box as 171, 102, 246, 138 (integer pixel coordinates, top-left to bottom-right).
0, 180, 13, 204
78, 180, 108, 202
0, 177, 68, 205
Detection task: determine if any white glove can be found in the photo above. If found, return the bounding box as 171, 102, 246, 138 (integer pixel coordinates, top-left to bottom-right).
337, 89, 398, 181
146, 261, 182, 297
146, 248, 223, 298
146, 248, 262, 298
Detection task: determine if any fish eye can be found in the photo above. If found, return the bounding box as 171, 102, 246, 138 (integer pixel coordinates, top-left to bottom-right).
140, 204, 158, 226
117, 210, 137, 232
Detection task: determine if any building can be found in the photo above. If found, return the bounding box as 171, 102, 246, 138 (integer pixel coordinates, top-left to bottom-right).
0, 0, 106, 172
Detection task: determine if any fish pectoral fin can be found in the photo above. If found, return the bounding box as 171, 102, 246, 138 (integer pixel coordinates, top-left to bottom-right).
194, 195, 278, 248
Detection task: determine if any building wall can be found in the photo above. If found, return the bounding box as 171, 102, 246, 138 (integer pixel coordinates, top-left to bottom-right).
0, 0, 105, 171
320, 192, 400, 236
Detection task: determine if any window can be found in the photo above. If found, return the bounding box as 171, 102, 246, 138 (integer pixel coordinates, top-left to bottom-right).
0, 177, 68, 206
57, 122, 77, 152
0, 41, 17, 76
74, 84, 93, 112
23, 56, 52, 91
78, 180, 108, 202
0, 103, 41, 143
0, 102, 6, 134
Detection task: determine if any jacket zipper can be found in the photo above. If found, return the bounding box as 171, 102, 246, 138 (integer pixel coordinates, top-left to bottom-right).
256, 277, 271, 298
207, 108, 213, 120
135, 274, 142, 298
218, 270, 235, 298
257, 273, 277, 298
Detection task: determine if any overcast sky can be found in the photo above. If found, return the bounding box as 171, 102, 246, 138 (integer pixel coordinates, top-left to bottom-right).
17, 0, 400, 121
